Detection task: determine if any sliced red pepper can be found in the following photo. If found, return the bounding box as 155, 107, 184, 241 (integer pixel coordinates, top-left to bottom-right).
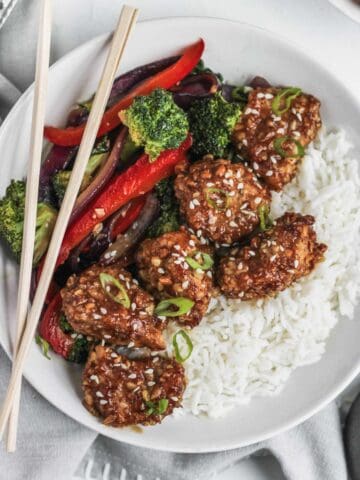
111, 195, 146, 240
56, 134, 191, 267
38, 293, 74, 359
44, 39, 204, 146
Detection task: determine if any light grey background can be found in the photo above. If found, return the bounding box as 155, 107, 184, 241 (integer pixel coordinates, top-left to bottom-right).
1, 1, 359, 478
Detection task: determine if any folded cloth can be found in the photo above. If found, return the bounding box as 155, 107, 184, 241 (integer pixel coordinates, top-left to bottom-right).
0, 2, 350, 478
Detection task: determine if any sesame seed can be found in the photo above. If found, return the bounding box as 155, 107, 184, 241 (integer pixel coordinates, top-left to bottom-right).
189, 240, 195, 247
264, 93, 274, 99
277, 128, 285, 135
266, 170, 273, 176
237, 182, 244, 190
257, 92, 265, 99
103, 334, 111, 339
111, 352, 118, 358
71, 333, 77, 339
239, 292, 245, 298
293, 131, 301, 138
242, 138, 248, 146
99, 399, 108, 405
249, 250, 256, 257
253, 162, 259, 170
157, 267, 165, 274
90, 375, 99, 384
270, 255, 277, 262
189, 201, 195, 210
206, 271, 213, 278
237, 262, 243, 270
96, 391, 104, 398
94, 208, 105, 218
206, 182, 215, 187
133, 387, 140, 393
254, 197, 262, 204
225, 209, 232, 218
145, 368, 154, 374
171, 396, 179, 402
182, 280, 189, 289
93, 313, 102, 320
294, 260, 299, 268
101, 339, 105, 346
131, 302, 136, 311
128, 341, 135, 348
128, 373, 137, 379
270, 155, 278, 164
229, 221, 237, 228
147, 381, 156, 387
133, 279, 139, 285
192, 199, 200, 206
100, 307, 107, 315
152, 357, 160, 363
296, 112, 302, 122
119, 274, 125, 281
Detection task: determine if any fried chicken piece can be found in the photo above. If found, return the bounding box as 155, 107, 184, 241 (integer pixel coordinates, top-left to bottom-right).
82, 345, 186, 427
218, 212, 327, 299
174, 157, 271, 245
61, 264, 165, 350
135, 227, 214, 327
232, 87, 321, 191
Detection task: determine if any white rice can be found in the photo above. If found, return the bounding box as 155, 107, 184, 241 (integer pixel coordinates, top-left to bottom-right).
164, 128, 360, 418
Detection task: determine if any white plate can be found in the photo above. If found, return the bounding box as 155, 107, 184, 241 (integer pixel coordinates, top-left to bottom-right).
1, 17, 360, 453
328, 0, 360, 23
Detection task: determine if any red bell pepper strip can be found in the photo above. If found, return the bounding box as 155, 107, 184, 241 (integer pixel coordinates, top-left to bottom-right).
44, 39, 204, 147
111, 195, 146, 240
38, 293, 74, 359
56, 134, 192, 267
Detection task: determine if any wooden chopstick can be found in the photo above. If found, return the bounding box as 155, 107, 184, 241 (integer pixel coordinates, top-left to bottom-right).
6, 0, 52, 452
0, 4, 139, 446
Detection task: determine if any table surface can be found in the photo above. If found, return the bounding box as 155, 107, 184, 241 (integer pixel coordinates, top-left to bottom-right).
1, 1, 359, 478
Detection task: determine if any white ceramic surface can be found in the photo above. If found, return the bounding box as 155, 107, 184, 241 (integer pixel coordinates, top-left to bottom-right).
0, 17, 360, 453
328, 0, 360, 23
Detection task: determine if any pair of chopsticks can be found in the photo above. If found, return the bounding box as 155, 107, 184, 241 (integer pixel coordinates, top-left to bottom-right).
0, 0, 139, 452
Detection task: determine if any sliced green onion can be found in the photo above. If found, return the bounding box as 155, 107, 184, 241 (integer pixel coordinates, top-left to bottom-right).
172, 330, 193, 363
186, 252, 214, 271
145, 398, 169, 416
35, 334, 51, 360
271, 87, 302, 116
155, 297, 194, 317
205, 187, 230, 211
99, 273, 130, 308
273, 136, 305, 158
258, 205, 273, 232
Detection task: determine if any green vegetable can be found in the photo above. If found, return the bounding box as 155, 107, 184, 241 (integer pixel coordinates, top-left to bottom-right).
155, 297, 194, 317
185, 252, 214, 271
273, 136, 305, 158
120, 88, 189, 161
120, 135, 142, 164
0, 180, 57, 265
145, 398, 169, 416
78, 98, 93, 112
172, 330, 193, 363
35, 334, 51, 360
271, 87, 302, 116
231, 86, 249, 108
147, 177, 180, 238
187, 92, 241, 158
52, 137, 110, 204
258, 205, 273, 232
99, 273, 130, 308
191, 59, 223, 82
34, 203, 57, 265
205, 187, 230, 211
59, 314, 90, 363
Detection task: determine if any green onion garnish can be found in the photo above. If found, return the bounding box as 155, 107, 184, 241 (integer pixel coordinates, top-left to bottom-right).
258, 205, 273, 232
273, 136, 305, 158
155, 297, 194, 317
271, 87, 301, 116
145, 398, 169, 416
172, 330, 193, 363
185, 252, 214, 271
99, 273, 130, 308
35, 334, 51, 360
205, 187, 230, 211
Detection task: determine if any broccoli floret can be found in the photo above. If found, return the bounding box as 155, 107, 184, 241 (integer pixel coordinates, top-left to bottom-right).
0, 180, 25, 260
120, 88, 188, 161
59, 314, 90, 363
52, 137, 110, 204
0, 180, 56, 265
187, 92, 241, 159
34, 203, 57, 265
147, 177, 180, 238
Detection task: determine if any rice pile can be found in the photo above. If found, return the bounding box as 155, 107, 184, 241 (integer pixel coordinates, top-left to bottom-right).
164, 128, 360, 418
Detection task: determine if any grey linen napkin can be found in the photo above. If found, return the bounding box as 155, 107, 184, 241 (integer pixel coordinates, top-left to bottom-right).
0, 2, 349, 479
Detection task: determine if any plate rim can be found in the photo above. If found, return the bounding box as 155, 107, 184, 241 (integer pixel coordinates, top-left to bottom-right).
1, 16, 360, 452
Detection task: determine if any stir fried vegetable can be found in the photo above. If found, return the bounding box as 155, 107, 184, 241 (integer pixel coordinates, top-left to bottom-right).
146, 177, 180, 238
44, 39, 204, 146
120, 88, 188, 161
187, 92, 241, 158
